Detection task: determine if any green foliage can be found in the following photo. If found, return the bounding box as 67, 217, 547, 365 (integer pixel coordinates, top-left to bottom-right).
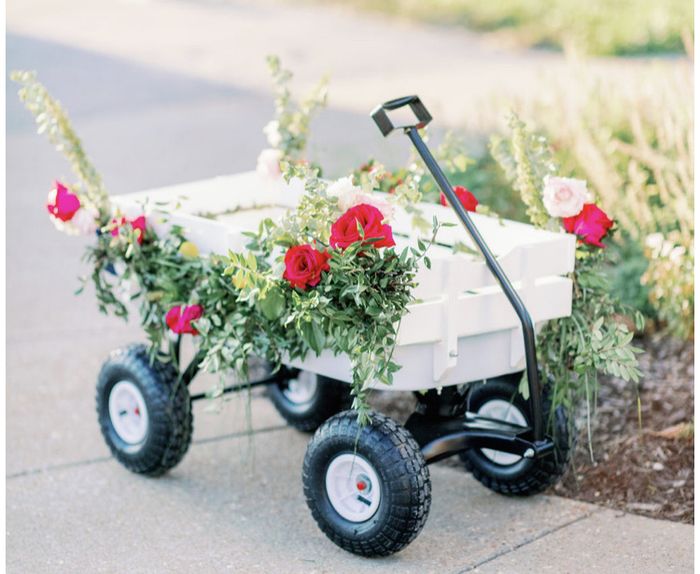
11, 70, 110, 218
319, 0, 692, 56
492, 113, 642, 443
265, 55, 328, 168
83, 221, 210, 362
606, 237, 655, 320
491, 113, 557, 229
355, 131, 521, 226
200, 172, 441, 423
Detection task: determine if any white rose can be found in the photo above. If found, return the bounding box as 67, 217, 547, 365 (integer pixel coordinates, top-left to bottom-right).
71, 206, 99, 236
256, 148, 282, 180
326, 176, 358, 199
327, 177, 393, 220
338, 191, 394, 220
263, 120, 282, 148
542, 176, 589, 218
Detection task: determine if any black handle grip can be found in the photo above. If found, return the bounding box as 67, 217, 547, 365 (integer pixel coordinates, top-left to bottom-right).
371, 95, 432, 137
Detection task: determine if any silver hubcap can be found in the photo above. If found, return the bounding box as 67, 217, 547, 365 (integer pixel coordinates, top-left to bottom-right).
325, 454, 381, 523
477, 399, 528, 465
283, 371, 318, 404
108, 381, 149, 444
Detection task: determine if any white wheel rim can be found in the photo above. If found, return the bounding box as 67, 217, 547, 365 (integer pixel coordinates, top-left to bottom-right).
477, 399, 528, 466
283, 371, 318, 404
108, 381, 149, 445
325, 453, 381, 523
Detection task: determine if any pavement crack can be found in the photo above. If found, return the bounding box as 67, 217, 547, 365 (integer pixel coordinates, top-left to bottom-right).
456, 508, 601, 573
6, 455, 115, 480
6, 424, 289, 480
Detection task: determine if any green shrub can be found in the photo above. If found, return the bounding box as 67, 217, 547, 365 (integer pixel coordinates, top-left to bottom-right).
321, 0, 693, 55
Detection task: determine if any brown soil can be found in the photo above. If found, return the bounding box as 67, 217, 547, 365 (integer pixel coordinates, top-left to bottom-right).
368, 335, 694, 524
552, 336, 694, 523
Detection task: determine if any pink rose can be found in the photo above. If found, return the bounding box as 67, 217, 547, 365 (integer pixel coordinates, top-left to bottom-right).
256, 148, 282, 180
47, 181, 80, 222
111, 215, 147, 245
542, 176, 588, 218
283, 244, 331, 290
329, 204, 395, 250
440, 185, 478, 212
165, 304, 204, 335
562, 203, 613, 248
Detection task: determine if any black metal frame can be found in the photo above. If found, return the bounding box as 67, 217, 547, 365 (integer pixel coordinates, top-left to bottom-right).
176, 347, 290, 402
372, 95, 554, 464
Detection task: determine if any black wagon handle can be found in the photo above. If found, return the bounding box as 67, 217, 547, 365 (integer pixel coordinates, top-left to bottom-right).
371, 95, 433, 137
371, 96, 546, 443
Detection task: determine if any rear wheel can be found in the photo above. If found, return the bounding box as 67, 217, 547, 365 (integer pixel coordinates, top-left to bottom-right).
459, 377, 571, 496
96, 344, 192, 476
269, 370, 351, 432
303, 411, 431, 557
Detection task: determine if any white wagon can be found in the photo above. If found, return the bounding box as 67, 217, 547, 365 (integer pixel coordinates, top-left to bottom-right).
98, 97, 576, 557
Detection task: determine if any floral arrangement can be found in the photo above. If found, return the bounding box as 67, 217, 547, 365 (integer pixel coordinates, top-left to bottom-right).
195, 164, 438, 421
15, 61, 641, 436
13, 69, 437, 422
256, 55, 328, 181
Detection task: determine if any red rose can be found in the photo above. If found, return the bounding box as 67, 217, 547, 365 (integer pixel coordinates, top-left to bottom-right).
111, 214, 147, 244
562, 203, 613, 248
440, 185, 478, 212
47, 181, 80, 222
165, 304, 203, 335
329, 204, 395, 250
283, 244, 331, 290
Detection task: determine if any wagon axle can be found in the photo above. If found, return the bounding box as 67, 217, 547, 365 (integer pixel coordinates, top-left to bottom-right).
405, 410, 554, 464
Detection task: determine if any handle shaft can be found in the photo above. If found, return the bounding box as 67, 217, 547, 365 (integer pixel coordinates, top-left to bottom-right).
406, 127, 544, 441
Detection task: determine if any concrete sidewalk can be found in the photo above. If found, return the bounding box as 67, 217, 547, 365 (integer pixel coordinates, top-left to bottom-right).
7, 397, 693, 573
6, 2, 693, 572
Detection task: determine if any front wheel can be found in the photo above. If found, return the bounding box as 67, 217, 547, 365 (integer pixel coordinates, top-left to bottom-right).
96, 344, 192, 476
459, 377, 571, 496
303, 411, 431, 557
268, 370, 351, 432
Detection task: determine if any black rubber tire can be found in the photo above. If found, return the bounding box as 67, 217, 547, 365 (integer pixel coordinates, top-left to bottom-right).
459, 378, 571, 496
269, 370, 351, 433
303, 410, 431, 557
96, 344, 193, 476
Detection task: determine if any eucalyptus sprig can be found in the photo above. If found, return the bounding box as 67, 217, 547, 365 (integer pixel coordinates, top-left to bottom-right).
264, 55, 328, 169
11, 70, 110, 216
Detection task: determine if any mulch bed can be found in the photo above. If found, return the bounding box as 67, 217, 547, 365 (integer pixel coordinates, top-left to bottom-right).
552, 335, 694, 523
368, 334, 694, 524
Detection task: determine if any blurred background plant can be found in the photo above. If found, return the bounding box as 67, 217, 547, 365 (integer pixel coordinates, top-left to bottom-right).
515, 61, 693, 339
317, 0, 692, 56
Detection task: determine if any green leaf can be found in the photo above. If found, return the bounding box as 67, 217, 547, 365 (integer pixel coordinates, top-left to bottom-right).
259, 287, 286, 320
